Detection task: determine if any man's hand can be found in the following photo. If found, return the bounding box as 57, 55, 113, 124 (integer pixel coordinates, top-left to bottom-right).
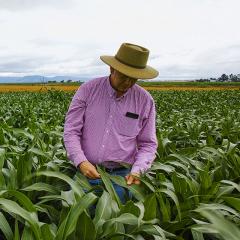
79, 160, 101, 179
125, 172, 141, 185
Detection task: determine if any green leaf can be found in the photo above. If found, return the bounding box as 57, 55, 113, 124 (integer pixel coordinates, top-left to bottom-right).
0, 148, 5, 169
28, 147, 51, 159
196, 203, 240, 218
55, 192, 97, 240
143, 193, 157, 221
169, 154, 190, 164
140, 224, 175, 238
156, 192, 170, 222
0, 212, 13, 240
96, 167, 121, 206
221, 197, 240, 212
139, 177, 155, 192
1, 190, 36, 212
40, 224, 55, 240
77, 211, 96, 240
22, 182, 59, 194
14, 220, 20, 240
134, 201, 145, 227
221, 180, 240, 192
108, 213, 138, 225
21, 226, 34, 240
216, 186, 235, 199
109, 174, 146, 201
61, 190, 75, 206
151, 162, 175, 173
0, 198, 41, 240
104, 232, 136, 240
198, 210, 240, 240
36, 170, 84, 197
191, 229, 204, 240
160, 188, 181, 221
93, 191, 112, 226
75, 172, 92, 191
121, 200, 140, 216
12, 128, 34, 141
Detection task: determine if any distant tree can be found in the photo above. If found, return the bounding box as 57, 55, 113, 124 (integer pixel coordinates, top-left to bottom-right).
218, 74, 229, 82
60, 80, 64, 83
196, 78, 210, 82
67, 79, 72, 83
231, 75, 239, 82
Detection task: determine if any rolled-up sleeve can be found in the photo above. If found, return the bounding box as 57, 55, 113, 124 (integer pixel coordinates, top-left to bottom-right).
63, 84, 88, 167
131, 99, 158, 174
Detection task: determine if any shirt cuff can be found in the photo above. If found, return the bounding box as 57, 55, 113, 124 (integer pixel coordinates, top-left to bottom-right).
130, 165, 146, 175
67, 152, 88, 168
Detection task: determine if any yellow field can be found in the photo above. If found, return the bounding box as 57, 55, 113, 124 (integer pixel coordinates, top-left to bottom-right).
0, 84, 239, 92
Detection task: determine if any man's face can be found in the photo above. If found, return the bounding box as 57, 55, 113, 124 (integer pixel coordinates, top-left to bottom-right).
110, 68, 138, 94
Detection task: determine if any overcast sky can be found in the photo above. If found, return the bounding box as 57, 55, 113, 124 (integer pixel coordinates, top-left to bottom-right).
0, 0, 239, 80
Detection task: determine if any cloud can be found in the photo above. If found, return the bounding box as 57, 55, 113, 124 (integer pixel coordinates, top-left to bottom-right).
0, 51, 108, 77
0, 0, 75, 11
0, 55, 55, 74
1, 43, 239, 79
0, 0, 240, 79
192, 44, 240, 75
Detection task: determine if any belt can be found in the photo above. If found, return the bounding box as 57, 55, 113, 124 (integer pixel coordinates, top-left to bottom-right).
104, 166, 127, 173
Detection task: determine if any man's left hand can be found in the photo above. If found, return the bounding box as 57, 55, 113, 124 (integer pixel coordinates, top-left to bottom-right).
125, 173, 141, 185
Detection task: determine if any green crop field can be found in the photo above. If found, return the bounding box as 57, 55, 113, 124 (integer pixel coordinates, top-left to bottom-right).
0, 90, 239, 240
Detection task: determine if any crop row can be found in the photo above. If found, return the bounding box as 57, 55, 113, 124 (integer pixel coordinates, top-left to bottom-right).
0, 90, 239, 239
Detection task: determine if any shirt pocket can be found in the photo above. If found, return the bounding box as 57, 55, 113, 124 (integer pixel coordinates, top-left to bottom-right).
116, 114, 140, 137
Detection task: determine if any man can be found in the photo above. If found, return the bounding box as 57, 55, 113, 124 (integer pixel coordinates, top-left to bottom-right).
63, 42, 158, 202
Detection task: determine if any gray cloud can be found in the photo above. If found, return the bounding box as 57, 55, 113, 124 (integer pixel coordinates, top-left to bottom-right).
193, 44, 240, 76
0, 55, 54, 73
1, 40, 239, 79
155, 44, 240, 79
0, 52, 107, 77
159, 64, 200, 79
195, 44, 240, 63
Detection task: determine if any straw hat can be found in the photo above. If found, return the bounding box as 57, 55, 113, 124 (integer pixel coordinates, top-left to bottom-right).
100, 43, 159, 79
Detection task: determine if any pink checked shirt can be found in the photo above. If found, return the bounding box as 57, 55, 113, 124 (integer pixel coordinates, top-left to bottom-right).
63, 76, 158, 174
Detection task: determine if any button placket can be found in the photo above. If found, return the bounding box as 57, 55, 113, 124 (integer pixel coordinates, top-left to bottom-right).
98, 101, 115, 162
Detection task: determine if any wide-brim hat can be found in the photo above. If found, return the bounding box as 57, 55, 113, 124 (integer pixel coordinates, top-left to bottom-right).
100, 43, 159, 79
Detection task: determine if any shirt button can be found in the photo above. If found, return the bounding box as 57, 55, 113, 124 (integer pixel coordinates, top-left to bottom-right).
102, 145, 105, 148
110, 115, 113, 118
106, 130, 109, 133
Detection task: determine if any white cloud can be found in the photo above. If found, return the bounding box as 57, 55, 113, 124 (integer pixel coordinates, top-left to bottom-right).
0, 0, 74, 11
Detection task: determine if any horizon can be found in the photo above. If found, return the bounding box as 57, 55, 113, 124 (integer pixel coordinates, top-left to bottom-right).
0, 73, 238, 84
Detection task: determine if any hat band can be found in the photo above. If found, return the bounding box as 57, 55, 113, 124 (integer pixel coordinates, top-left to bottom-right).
115, 55, 146, 69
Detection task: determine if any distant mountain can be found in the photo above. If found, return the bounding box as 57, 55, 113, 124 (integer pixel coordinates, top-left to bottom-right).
0, 75, 92, 83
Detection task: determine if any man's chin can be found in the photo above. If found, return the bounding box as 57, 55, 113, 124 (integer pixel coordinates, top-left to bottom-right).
118, 88, 128, 93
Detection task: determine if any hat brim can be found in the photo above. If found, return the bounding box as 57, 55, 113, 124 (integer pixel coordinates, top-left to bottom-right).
100, 55, 159, 79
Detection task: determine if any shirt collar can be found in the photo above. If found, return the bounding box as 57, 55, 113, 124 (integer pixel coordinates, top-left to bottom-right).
106, 76, 131, 100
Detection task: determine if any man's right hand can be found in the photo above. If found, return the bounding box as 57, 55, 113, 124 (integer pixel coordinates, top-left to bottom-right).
79, 160, 101, 179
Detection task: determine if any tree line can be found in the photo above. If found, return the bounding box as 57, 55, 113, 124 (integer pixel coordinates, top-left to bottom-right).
196, 73, 240, 82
